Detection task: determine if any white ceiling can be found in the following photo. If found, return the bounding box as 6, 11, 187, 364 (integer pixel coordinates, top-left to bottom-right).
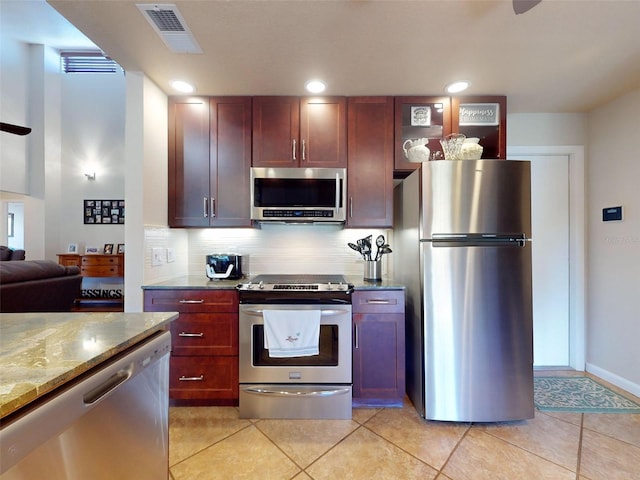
3, 0, 640, 113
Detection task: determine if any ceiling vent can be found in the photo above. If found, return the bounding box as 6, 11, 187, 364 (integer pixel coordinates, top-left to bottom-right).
136, 4, 202, 54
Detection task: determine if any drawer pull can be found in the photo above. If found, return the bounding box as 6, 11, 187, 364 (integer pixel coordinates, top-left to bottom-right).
178, 332, 204, 338
179, 299, 205, 304
178, 375, 204, 382
365, 299, 393, 304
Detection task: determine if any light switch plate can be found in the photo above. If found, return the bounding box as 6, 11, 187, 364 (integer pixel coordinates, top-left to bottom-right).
151, 248, 163, 266
166, 248, 175, 263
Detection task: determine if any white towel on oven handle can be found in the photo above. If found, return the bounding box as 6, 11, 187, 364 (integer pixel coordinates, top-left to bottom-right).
263, 310, 321, 358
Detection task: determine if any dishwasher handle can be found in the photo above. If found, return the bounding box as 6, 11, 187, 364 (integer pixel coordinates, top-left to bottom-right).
83, 367, 132, 405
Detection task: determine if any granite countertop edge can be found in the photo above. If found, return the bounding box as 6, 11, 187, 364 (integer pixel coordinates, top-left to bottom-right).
0, 312, 178, 419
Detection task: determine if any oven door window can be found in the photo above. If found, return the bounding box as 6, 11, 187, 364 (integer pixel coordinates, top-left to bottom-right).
252, 324, 339, 366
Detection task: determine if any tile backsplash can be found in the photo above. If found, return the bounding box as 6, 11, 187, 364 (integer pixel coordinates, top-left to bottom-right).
189, 225, 394, 278
144, 224, 394, 281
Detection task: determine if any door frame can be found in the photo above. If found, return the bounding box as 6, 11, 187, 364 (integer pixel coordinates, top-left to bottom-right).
507, 146, 585, 371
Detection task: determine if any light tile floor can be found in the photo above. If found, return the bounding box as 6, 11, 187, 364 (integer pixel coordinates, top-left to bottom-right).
169, 372, 640, 480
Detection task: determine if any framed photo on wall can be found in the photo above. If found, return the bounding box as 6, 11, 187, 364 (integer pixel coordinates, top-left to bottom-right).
84, 199, 125, 224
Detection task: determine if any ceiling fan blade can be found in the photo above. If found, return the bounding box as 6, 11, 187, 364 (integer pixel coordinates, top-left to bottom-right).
0, 122, 32, 136
513, 0, 542, 15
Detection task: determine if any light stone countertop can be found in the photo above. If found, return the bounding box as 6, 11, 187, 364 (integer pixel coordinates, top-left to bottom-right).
0, 311, 178, 419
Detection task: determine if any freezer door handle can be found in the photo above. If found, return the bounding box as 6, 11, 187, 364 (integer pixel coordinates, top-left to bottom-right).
428, 233, 529, 247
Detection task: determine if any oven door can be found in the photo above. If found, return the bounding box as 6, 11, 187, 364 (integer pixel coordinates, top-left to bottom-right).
239, 304, 352, 384
239, 303, 353, 419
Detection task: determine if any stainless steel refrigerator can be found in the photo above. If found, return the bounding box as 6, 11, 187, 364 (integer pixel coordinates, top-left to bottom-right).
394, 160, 534, 422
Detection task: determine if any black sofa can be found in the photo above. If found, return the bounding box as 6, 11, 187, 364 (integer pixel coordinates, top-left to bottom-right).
0, 260, 82, 312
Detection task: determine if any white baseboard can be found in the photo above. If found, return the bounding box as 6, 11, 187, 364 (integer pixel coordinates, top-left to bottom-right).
586, 363, 640, 398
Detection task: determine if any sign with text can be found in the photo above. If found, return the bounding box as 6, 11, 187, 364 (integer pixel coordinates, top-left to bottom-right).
459, 103, 500, 126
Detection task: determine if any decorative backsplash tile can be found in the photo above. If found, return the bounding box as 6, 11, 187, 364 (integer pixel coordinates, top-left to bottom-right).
144, 225, 394, 281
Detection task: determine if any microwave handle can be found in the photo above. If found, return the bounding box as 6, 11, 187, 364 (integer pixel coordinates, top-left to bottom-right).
335, 173, 340, 210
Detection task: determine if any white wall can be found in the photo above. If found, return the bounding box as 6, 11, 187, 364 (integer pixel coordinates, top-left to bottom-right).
59, 73, 126, 255
0, 37, 29, 194
508, 113, 587, 146
586, 88, 640, 390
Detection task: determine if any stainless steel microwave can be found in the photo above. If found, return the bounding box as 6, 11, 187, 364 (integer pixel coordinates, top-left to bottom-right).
250, 167, 347, 223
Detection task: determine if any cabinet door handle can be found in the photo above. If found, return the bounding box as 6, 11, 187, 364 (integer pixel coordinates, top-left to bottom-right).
349, 196, 353, 218
211, 197, 216, 218
179, 299, 205, 304
301, 139, 306, 161
354, 324, 359, 349
178, 332, 204, 337
292, 138, 297, 160
203, 197, 208, 218
178, 375, 204, 381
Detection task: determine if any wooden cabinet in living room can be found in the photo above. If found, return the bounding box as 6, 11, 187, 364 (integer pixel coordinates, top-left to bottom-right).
252, 96, 347, 168
168, 96, 252, 227
143, 289, 239, 406
346, 96, 394, 228
352, 289, 405, 407
57, 253, 124, 311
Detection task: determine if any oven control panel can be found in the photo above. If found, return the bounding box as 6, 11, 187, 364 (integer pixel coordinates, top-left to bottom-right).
237, 280, 350, 292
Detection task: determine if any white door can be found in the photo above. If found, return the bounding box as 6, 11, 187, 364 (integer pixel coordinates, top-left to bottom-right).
511, 154, 570, 366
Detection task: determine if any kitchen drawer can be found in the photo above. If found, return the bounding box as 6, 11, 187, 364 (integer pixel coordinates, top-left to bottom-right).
144, 289, 238, 313
170, 313, 238, 356
169, 356, 238, 401
352, 290, 404, 314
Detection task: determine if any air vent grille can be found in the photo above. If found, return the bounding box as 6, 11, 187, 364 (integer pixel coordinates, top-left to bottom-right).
146, 9, 185, 32
61, 51, 123, 74
137, 3, 202, 54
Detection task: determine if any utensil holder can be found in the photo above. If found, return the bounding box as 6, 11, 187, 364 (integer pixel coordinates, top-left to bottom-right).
364, 260, 382, 281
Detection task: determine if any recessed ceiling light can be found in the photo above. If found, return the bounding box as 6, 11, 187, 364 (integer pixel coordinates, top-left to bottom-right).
171, 80, 195, 93
305, 80, 326, 93
445, 81, 470, 94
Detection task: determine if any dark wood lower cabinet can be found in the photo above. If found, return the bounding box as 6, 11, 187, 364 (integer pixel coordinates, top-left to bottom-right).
352, 289, 406, 407
143, 289, 239, 406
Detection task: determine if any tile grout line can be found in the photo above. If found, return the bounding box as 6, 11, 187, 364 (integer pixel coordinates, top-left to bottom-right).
436, 422, 472, 477
477, 419, 580, 476
295, 408, 388, 478
168, 420, 256, 471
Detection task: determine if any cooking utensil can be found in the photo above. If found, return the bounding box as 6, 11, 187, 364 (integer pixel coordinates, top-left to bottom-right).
348, 242, 367, 260
375, 235, 385, 260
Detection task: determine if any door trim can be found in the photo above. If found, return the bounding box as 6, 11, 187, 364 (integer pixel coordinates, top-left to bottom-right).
507, 146, 585, 371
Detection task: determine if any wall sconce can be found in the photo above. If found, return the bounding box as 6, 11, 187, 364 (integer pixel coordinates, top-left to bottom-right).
84, 172, 96, 180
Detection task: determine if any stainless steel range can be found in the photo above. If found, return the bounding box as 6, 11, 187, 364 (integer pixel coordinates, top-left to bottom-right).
237, 274, 353, 419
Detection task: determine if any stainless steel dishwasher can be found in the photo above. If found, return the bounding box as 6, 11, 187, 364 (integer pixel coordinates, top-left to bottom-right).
0, 330, 171, 479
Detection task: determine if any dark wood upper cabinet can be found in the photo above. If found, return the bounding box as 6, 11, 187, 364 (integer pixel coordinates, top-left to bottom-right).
451, 95, 507, 159
210, 96, 252, 227
347, 97, 394, 228
394, 96, 452, 174
252, 96, 300, 167
300, 96, 347, 168
168, 96, 252, 227
168, 97, 211, 227
252, 96, 346, 168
